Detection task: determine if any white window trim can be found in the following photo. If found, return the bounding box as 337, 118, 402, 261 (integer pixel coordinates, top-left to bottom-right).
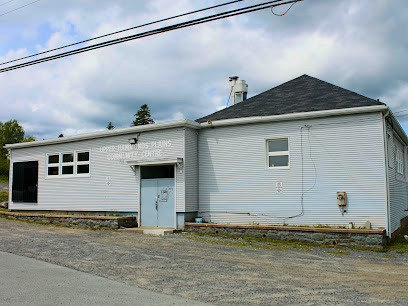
76, 151, 91, 177
61, 152, 75, 177
46, 150, 90, 179
46, 153, 60, 177
266, 138, 290, 170
396, 146, 404, 175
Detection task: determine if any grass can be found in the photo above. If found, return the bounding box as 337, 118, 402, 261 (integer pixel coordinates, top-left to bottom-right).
0, 176, 8, 184
386, 226, 408, 253
185, 231, 378, 252
187, 235, 296, 251
0, 192, 8, 202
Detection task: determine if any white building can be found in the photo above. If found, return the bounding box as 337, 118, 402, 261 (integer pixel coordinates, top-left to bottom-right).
5, 75, 408, 237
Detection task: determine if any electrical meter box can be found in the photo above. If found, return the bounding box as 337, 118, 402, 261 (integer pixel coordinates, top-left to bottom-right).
337, 192, 346, 206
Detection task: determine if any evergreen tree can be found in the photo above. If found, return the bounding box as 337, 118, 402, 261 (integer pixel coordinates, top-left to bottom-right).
107, 122, 115, 130
131, 104, 154, 126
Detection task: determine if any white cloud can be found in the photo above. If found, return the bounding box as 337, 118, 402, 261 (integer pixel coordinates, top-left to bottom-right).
0, 0, 408, 139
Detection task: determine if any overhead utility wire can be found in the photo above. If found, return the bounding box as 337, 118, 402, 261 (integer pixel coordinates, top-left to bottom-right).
0, 0, 17, 7
0, 0, 303, 74
0, 0, 41, 17
0, 0, 244, 66
393, 109, 408, 114
271, 0, 300, 16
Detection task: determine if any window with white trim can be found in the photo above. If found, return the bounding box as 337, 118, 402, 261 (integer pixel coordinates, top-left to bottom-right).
396, 146, 404, 175
46, 151, 90, 177
76, 152, 90, 175
267, 139, 289, 169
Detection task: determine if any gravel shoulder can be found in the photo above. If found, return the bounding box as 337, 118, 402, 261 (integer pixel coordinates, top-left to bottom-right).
0, 217, 407, 305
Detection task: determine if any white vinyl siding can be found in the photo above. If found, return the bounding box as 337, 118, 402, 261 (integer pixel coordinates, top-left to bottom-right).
9, 127, 190, 213
184, 128, 199, 212
387, 130, 408, 234
199, 112, 388, 230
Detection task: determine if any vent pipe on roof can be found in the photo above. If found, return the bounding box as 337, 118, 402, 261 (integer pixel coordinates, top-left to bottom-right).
229, 76, 248, 106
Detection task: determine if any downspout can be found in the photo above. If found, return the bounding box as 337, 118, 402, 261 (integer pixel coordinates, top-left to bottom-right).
382, 109, 391, 237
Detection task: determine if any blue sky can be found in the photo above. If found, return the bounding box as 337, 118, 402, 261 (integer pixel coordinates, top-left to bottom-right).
1, 0, 408, 139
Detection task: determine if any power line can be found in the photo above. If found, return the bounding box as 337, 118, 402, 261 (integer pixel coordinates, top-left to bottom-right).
0, 0, 17, 7
393, 109, 408, 114
0, 0, 41, 17
271, 0, 300, 16
0, 0, 303, 74
0, 0, 245, 67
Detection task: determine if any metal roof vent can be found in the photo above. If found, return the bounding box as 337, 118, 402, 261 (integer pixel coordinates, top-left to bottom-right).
229, 76, 248, 106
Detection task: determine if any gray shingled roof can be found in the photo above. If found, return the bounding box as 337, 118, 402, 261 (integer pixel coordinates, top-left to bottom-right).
196, 74, 384, 123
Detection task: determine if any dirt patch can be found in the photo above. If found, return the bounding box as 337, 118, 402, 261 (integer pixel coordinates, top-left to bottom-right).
0, 218, 407, 305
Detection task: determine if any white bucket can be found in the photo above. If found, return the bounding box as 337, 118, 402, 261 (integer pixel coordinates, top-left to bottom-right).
195, 217, 203, 223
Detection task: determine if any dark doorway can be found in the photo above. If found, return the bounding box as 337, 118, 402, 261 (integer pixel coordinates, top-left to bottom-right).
12, 161, 38, 203
140, 165, 175, 179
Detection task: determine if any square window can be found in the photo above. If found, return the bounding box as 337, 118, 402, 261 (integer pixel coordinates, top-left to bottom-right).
268, 139, 288, 152
48, 166, 59, 176
62, 165, 74, 175
48, 155, 59, 164
77, 164, 89, 174
269, 155, 289, 167
63, 153, 74, 163
77, 152, 89, 162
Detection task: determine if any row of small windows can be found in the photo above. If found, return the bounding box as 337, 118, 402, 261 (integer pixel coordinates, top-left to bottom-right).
47, 151, 90, 177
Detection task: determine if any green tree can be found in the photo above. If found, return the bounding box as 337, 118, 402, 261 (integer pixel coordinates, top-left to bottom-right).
21, 135, 36, 142
0, 120, 25, 159
0, 120, 35, 178
107, 121, 115, 130
131, 104, 154, 126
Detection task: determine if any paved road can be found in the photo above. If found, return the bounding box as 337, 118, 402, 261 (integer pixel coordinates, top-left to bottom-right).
0, 251, 210, 306
0, 217, 407, 305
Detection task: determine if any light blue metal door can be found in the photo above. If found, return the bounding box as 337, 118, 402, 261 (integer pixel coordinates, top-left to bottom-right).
140, 178, 175, 228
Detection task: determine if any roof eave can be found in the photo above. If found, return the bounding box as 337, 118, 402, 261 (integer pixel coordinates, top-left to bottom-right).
388, 111, 408, 145
5, 119, 201, 149
200, 105, 389, 128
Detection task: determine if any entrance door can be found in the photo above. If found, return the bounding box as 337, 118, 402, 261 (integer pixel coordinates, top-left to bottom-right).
12, 161, 38, 203
140, 166, 175, 228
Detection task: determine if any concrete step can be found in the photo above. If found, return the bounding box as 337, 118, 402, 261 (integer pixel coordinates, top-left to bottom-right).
120, 227, 174, 236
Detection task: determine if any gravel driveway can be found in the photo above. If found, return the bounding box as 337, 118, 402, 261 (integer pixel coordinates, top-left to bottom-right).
0, 217, 407, 305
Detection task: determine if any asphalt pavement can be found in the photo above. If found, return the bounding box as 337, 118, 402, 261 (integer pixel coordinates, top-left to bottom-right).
0, 250, 210, 306
1, 218, 407, 305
